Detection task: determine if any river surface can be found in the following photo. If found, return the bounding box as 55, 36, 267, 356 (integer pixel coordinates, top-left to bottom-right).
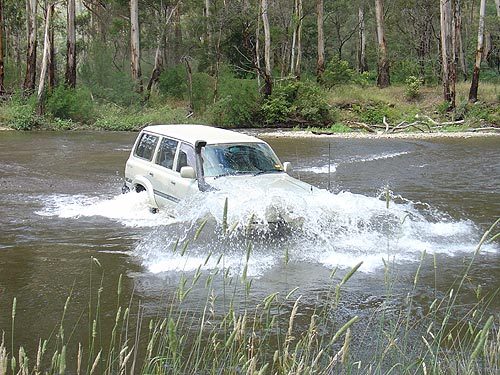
0, 131, 499, 364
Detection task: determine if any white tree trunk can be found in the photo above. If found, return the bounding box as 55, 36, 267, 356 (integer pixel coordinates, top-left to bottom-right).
469, 0, 486, 102
130, 0, 142, 93
316, 0, 325, 80
357, 5, 367, 73
37, 3, 52, 115
375, 0, 389, 87
261, 0, 272, 95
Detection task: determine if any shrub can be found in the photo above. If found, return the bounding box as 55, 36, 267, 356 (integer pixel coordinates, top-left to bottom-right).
0, 97, 40, 130
191, 72, 215, 112
322, 57, 356, 87
158, 65, 187, 99
208, 76, 259, 127
261, 80, 331, 126
405, 76, 423, 100
45, 86, 94, 123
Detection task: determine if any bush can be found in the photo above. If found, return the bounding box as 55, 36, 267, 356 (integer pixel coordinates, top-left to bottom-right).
322, 57, 356, 87
261, 80, 331, 126
158, 65, 187, 99
191, 72, 215, 112
0, 97, 40, 130
208, 75, 259, 127
45, 86, 94, 123
405, 76, 423, 100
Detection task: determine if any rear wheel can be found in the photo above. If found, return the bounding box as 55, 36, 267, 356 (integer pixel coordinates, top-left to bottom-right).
134, 184, 146, 193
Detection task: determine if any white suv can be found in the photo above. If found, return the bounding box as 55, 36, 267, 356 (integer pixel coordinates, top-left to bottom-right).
123, 125, 315, 222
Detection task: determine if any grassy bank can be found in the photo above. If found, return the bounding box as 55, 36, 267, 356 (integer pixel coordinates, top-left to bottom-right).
1, 219, 499, 374
0, 80, 498, 133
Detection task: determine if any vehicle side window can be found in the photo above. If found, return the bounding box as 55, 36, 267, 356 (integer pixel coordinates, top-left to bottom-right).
134, 133, 159, 161
156, 137, 178, 169
176, 143, 196, 172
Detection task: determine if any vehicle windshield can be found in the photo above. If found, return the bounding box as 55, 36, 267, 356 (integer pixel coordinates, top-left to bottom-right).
201, 143, 283, 177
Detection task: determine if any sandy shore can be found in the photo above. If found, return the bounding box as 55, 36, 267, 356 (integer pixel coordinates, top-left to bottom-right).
257, 129, 500, 139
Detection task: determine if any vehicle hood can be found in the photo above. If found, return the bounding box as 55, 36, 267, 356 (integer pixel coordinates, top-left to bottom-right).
208, 173, 316, 195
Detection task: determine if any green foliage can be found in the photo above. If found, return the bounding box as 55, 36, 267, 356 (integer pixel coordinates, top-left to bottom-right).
322, 57, 356, 87
45, 86, 94, 123
0, 96, 39, 130
80, 42, 142, 106
191, 72, 215, 112
261, 80, 332, 126
351, 102, 398, 125
158, 65, 187, 99
405, 76, 423, 100
208, 73, 259, 127
94, 104, 187, 131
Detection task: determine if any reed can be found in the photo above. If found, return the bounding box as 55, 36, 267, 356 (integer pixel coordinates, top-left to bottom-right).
1, 219, 498, 374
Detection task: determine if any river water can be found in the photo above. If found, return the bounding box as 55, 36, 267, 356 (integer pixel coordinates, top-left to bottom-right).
0, 131, 499, 364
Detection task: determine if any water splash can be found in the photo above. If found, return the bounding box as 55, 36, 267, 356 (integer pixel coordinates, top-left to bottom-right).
36, 181, 497, 278
299, 151, 411, 174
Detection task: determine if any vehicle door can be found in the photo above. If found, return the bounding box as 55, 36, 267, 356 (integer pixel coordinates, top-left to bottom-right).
171, 142, 199, 200
127, 131, 160, 184
149, 137, 180, 207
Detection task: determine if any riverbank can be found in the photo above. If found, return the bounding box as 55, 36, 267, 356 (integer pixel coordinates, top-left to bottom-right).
258, 129, 500, 139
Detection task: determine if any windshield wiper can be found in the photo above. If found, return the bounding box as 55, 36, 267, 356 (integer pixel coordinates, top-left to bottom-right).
253, 169, 283, 176
213, 171, 253, 179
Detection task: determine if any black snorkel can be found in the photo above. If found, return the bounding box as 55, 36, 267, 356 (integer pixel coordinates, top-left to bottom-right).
194, 140, 214, 192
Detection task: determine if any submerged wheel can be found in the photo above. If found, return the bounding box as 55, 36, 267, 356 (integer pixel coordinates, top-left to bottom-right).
134, 184, 146, 193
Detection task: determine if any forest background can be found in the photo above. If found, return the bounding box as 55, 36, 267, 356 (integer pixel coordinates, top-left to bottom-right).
0, 0, 498, 132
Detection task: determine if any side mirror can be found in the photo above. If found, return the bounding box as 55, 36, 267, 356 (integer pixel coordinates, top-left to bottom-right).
283, 162, 292, 173
180, 166, 196, 179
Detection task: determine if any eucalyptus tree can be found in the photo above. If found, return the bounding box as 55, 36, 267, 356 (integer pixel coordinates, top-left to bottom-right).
130, 0, 142, 93
37, 1, 54, 115
440, 0, 456, 108
469, 0, 487, 102
23, 0, 38, 94
357, 3, 368, 73
65, 0, 76, 88
0, 0, 4, 94
261, 0, 272, 95
375, 0, 390, 87
316, 0, 325, 80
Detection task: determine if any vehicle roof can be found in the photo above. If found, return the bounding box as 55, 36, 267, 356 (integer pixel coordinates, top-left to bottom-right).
142, 125, 264, 146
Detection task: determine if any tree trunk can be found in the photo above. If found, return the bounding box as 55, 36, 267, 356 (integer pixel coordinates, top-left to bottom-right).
48, 3, 56, 90
37, 3, 52, 116
0, 0, 4, 94
440, 0, 456, 108
469, 0, 486, 102
456, 0, 467, 81
23, 0, 38, 94
316, 0, 325, 81
184, 57, 194, 115
130, 0, 142, 93
495, 0, 500, 17
65, 0, 76, 88
357, 5, 368, 73
290, 0, 303, 78
261, 0, 272, 96
255, 0, 261, 88
375, 0, 390, 88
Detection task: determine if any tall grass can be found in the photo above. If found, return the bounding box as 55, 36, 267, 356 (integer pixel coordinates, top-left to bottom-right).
0, 219, 498, 374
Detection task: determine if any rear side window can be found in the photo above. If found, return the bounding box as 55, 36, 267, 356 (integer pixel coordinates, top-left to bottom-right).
134, 133, 159, 161
156, 137, 178, 169
176, 143, 195, 172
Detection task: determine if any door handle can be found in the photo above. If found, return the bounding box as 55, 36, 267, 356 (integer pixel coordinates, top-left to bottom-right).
149, 172, 154, 177
171, 181, 176, 185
